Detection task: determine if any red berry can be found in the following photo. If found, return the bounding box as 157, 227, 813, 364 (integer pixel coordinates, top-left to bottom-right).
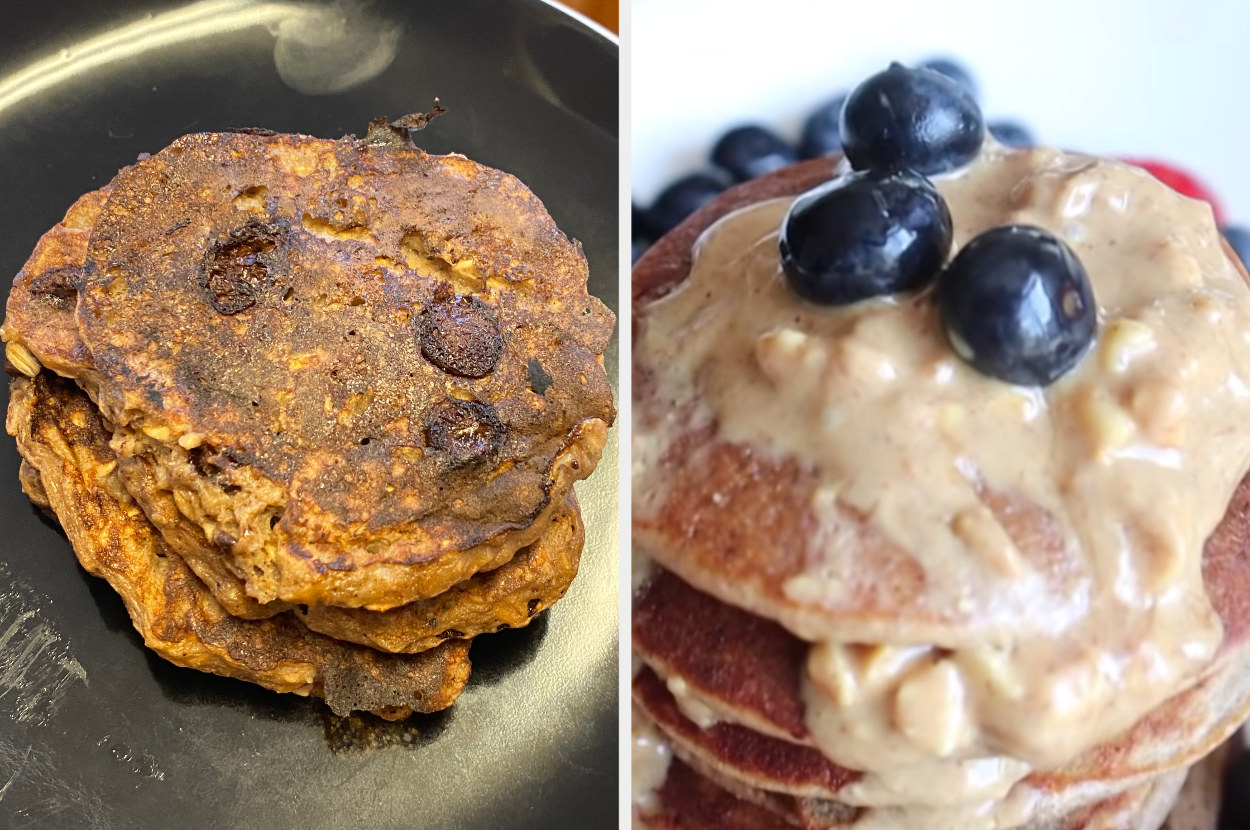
1121, 158, 1225, 224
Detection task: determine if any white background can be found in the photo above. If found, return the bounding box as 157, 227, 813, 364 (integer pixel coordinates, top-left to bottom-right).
631, 0, 1250, 227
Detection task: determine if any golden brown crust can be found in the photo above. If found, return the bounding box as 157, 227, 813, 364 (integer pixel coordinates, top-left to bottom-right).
6, 372, 470, 716
297, 496, 583, 652
115, 440, 586, 651
4, 130, 614, 610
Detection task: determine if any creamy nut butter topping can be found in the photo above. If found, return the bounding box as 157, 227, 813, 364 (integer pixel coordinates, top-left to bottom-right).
633, 143, 1250, 804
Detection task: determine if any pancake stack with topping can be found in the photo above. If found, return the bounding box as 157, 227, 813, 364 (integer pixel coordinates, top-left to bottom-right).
631, 64, 1250, 829
2, 116, 615, 718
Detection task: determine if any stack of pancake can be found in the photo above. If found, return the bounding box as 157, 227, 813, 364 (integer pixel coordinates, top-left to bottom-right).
2, 122, 615, 718
630, 156, 1250, 829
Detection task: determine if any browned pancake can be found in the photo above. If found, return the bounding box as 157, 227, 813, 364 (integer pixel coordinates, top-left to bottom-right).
7, 372, 470, 717
637, 757, 1185, 830
633, 567, 808, 743
633, 562, 1250, 822
116, 438, 585, 651
4, 125, 615, 611
633, 667, 855, 799
3, 185, 593, 649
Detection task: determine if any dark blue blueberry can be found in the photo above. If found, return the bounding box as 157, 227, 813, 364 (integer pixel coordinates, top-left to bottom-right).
780, 168, 952, 306
799, 95, 847, 159
1222, 225, 1250, 269
645, 170, 731, 238
919, 57, 978, 99
937, 225, 1096, 386
988, 120, 1035, 148
712, 125, 797, 182
841, 63, 985, 176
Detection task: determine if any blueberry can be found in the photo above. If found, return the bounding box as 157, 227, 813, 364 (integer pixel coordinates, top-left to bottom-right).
712, 125, 797, 182
799, 95, 847, 159
1222, 225, 1250, 269
988, 121, 1035, 148
645, 170, 731, 238
937, 225, 1095, 386
780, 168, 952, 306
841, 63, 985, 176
919, 57, 978, 99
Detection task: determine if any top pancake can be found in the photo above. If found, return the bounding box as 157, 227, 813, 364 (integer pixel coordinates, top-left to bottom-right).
5, 127, 615, 609
632, 155, 1250, 649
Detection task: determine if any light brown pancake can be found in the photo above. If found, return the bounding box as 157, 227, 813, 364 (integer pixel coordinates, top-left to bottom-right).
633, 563, 1250, 822
5, 126, 614, 611
636, 754, 1186, 830
7, 371, 470, 717
632, 156, 1250, 649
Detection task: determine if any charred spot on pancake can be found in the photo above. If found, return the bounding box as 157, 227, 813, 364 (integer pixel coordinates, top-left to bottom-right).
418, 287, 503, 377
526, 358, 554, 395
423, 399, 505, 466
28, 266, 78, 309
201, 220, 285, 314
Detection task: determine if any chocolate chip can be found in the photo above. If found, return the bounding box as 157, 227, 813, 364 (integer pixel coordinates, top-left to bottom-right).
526, 358, 554, 395
201, 221, 284, 314
418, 289, 503, 378
423, 398, 505, 467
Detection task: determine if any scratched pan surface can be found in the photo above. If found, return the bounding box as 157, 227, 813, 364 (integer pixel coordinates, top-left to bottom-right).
0, 2, 619, 828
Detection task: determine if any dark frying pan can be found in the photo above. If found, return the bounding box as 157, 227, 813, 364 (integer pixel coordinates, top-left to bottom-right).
0, 2, 618, 828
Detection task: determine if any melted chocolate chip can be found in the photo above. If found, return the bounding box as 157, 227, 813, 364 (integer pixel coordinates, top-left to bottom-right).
201, 221, 284, 314
418, 291, 503, 378
423, 399, 505, 466
526, 358, 554, 395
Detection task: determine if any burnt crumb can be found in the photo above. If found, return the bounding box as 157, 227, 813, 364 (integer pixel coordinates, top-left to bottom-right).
422, 399, 505, 467
201, 220, 285, 314
28, 266, 79, 309
165, 219, 190, 235
361, 101, 446, 148
526, 358, 554, 395
418, 289, 503, 378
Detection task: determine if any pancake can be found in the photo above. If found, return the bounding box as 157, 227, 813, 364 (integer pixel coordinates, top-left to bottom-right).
4, 125, 615, 611
633, 152, 1250, 652
3, 183, 592, 648
631, 152, 1250, 829
636, 753, 1188, 830
117, 440, 585, 651
7, 371, 470, 716
633, 557, 1250, 825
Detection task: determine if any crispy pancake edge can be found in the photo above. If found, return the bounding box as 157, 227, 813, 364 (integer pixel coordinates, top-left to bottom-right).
6, 372, 471, 716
